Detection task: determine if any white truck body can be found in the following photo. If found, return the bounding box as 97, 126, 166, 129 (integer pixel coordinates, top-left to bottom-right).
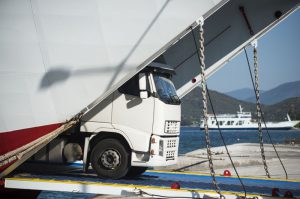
80, 66, 181, 168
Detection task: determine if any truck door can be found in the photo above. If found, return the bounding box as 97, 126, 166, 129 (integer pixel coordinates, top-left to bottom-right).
112, 74, 154, 152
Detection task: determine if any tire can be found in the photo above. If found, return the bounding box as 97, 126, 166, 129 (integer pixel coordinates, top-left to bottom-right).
126, 166, 148, 177
90, 139, 130, 179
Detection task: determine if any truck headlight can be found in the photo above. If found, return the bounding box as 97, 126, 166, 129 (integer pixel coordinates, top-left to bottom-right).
159, 140, 164, 156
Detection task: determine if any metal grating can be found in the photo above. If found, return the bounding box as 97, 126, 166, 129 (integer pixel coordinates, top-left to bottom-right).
165, 121, 180, 134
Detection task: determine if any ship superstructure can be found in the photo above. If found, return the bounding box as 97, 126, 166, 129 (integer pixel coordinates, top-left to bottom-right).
201, 105, 300, 130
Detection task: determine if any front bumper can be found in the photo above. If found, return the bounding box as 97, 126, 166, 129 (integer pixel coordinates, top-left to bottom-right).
131, 135, 179, 167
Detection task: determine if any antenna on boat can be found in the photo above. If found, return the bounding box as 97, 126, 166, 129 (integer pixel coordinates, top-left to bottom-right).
287, 114, 291, 121
239, 104, 243, 112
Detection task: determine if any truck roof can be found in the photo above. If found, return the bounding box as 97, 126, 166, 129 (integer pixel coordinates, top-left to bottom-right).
144, 62, 176, 75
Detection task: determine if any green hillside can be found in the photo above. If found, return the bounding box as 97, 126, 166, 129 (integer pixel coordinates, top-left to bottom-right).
181, 87, 300, 126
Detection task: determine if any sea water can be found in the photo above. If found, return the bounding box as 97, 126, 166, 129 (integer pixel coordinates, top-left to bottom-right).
179, 127, 300, 154
37, 127, 300, 199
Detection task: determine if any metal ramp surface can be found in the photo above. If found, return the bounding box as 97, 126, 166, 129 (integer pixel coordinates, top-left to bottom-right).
4, 163, 300, 198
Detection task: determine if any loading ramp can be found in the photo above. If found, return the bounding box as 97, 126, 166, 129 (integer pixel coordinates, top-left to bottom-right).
5, 163, 300, 198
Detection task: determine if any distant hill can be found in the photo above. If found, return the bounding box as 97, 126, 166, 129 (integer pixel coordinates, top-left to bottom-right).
263, 97, 300, 121
246, 80, 300, 105
181, 87, 300, 126
181, 87, 256, 126
225, 88, 257, 101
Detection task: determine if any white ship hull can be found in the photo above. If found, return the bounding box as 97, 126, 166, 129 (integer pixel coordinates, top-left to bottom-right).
202, 121, 300, 130
200, 106, 300, 130
0, 0, 223, 133
0, 0, 224, 163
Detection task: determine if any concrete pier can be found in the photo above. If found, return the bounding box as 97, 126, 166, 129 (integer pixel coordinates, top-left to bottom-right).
158, 143, 300, 179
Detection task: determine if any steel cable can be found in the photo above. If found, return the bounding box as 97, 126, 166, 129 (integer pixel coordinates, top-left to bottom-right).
243, 47, 288, 179
191, 25, 246, 198
197, 22, 224, 199
206, 85, 247, 198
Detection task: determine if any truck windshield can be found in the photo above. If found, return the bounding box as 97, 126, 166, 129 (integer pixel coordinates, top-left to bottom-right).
153, 74, 181, 105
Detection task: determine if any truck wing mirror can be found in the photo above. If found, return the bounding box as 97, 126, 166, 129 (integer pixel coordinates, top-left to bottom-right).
140, 91, 148, 99
139, 73, 148, 99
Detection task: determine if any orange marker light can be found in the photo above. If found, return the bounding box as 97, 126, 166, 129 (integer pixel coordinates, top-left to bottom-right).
151, 137, 156, 143
150, 149, 155, 155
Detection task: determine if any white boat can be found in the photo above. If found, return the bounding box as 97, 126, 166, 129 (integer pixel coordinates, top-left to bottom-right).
200, 105, 300, 130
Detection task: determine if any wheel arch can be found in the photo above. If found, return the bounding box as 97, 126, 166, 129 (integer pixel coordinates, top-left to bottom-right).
89, 131, 132, 153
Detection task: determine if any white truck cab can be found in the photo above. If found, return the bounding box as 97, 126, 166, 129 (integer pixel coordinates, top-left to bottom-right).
80, 63, 181, 179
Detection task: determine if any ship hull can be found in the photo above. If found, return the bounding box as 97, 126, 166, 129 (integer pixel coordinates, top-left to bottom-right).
0, 0, 224, 172
200, 120, 300, 131
0, 0, 222, 134
0, 124, 62, 157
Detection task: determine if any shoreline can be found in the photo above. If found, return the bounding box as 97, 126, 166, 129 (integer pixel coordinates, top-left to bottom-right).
181, 125, 300, 130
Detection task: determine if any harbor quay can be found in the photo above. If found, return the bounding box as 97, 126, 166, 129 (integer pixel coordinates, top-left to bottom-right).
158, 143, 300, 179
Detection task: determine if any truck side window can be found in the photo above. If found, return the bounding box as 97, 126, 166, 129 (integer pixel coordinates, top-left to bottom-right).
118, 75, 140, 97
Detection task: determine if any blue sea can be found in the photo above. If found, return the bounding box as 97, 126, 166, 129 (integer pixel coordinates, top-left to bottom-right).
37, 127, 300, 198
179, 127, 300, 154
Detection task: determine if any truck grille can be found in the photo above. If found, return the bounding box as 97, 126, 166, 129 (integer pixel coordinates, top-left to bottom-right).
166, 150, 175, 160
164, 121, 180, 134
167, 139, 177, 148
164, 137, 178, 161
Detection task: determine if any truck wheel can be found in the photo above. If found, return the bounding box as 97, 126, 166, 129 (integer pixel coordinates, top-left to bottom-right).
126, 166, 148, 177
91, 139, 130, 179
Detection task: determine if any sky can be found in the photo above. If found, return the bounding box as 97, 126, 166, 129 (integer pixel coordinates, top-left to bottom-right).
207, 9, 300, 93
